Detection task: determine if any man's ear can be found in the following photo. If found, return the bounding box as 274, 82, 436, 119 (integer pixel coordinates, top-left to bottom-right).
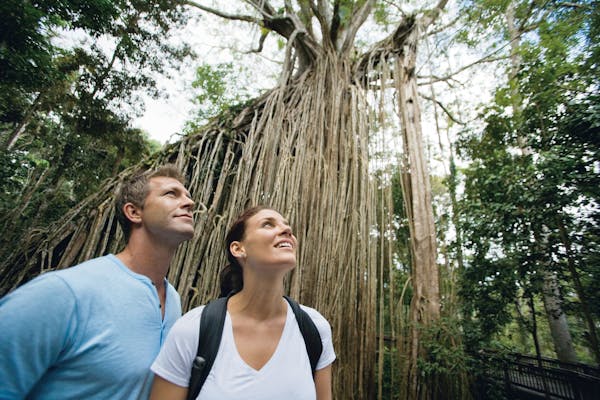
122, 203, 143, 224
230, 241, 246, 259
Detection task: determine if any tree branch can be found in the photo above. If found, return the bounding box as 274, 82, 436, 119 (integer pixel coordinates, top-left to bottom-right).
419, 0, 449, 29
184, 1, 259, 23
187, 1, 319, 72
354, 0, 448, 77
340, 0, 376, 54
424, 14, 461, 38
517, 0, 537, 33
330, 0, 341, 48
302, 1, 328, 45
419, 93, 465, 125
284, 0, 311, 40
250, 30, 269, 53
246, 0, 277, 18
316, 0, 333, 26
4, 92, 43, 151
354, 15, 417, 84
297, 1, 316, 38
252, 1, 320, 72
417, 55, 507, 86
516, 0, 550, 34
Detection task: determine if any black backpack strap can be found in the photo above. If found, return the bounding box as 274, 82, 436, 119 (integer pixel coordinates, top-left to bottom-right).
284, 295, 323, 376
187, 296, 228, 400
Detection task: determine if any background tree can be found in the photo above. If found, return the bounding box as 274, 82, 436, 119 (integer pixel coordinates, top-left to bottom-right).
0, 0, 191, 275
457, 0, 600, 364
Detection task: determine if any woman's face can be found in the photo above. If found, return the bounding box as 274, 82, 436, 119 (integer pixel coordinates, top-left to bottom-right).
233, 209, 297, 271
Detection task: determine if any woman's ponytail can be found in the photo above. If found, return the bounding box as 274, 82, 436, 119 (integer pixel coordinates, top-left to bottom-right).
219, 262, 243, 297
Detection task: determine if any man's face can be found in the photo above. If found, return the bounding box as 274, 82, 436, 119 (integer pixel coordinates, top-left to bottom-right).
140, 176, 195, 245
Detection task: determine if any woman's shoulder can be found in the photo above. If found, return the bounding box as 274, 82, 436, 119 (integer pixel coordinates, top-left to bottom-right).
298, 303, 331, 332
298, 303, 325, 318
297, 302, 337, 368
169, 304, 206, 337
182, 304, 206, 319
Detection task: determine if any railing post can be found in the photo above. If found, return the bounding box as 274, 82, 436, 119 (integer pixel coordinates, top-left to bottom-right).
503, 361, 512, 398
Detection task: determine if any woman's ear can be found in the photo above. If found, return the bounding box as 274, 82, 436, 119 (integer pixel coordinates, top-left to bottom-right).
122, 202, 143, 224
230, 241, 246, 259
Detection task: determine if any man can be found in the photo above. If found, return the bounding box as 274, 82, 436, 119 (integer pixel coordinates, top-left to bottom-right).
0, 164, 195, 399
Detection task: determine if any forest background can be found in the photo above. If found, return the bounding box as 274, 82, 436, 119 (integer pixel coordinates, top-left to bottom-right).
1, 1, 598, 399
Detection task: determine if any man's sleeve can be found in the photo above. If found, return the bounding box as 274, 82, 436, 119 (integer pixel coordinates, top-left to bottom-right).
0, 274, 78, 398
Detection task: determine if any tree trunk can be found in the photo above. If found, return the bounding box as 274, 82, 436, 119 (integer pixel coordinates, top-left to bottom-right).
395, 20, 441, 400
3, 92, 43, 151
529, 294, 552, 400
557, 217, 600, 364
542, 270, 578, 363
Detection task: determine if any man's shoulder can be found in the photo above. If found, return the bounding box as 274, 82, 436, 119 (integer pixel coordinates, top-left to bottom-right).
60, 254, 117, 275
45, 255, 119, 290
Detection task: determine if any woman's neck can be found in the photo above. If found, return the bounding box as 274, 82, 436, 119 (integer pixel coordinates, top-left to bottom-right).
229, 283, 286, 320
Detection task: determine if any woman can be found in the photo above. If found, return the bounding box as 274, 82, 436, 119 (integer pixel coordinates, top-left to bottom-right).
150, 206, 336, 400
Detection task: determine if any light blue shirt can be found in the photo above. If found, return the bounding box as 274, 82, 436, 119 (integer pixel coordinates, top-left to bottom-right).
0, 254, 181, 399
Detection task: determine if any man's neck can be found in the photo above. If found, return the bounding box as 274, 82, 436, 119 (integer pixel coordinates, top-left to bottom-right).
116, 245, 171, 319
115, 239, 174, 286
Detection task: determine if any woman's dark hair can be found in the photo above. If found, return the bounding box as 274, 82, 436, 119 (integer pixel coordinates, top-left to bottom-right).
220, 205, 272, 297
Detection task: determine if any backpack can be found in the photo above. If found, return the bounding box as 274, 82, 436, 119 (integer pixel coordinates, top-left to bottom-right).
186, 295, 323, 400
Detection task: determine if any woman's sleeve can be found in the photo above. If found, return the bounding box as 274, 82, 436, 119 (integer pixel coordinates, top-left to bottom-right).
151, 306, 205, 387
303, 307, 337, 370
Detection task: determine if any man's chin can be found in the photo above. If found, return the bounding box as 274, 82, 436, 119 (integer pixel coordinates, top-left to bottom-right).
170, 228, 195, 243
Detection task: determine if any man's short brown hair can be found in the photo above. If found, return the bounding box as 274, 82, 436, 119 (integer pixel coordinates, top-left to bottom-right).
115, 164, 186, 241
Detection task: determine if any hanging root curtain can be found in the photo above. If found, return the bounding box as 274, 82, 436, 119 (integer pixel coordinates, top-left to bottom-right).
0, 52, 390, 399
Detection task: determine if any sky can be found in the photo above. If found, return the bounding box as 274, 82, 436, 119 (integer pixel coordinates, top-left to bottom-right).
131, 9, 281, 145
133, 81, 194, 144
131, 14, 211, 145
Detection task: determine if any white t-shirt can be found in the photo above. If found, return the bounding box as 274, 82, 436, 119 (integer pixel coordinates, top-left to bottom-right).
151, 302, 336, 400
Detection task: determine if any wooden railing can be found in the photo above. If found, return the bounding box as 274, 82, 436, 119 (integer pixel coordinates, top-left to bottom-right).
478, 351, 600, 400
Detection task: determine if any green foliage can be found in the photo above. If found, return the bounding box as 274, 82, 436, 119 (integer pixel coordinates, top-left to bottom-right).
373, 2, 392, 26
0, 0, 190, 253
0, 0, 190, 125
457, 0, 512, 44
417, 317, 474, 400
184, 62, 252, 131
456, 0, 600, 361
380, 345, 402, 400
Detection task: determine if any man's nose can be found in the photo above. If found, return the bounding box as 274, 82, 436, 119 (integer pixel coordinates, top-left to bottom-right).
183, 196, 195, 209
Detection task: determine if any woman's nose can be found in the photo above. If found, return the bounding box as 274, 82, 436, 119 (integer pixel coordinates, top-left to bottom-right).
280, 224, 293, 236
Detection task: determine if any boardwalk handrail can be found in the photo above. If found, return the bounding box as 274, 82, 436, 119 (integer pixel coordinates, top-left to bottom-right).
478, 350, 600, 400
505, 351, 600, 379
